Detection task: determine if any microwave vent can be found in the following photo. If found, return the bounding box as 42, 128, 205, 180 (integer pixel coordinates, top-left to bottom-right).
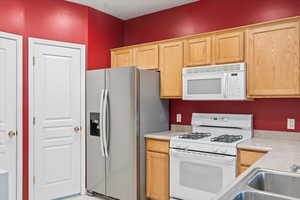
185, 63, 245, 74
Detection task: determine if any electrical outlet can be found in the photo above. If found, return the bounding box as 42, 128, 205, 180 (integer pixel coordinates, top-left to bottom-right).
287, 118, 295, 130
176, 114, 182, 123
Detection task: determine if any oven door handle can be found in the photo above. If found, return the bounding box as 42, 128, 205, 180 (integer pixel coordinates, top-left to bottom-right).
170, 149, 236, 164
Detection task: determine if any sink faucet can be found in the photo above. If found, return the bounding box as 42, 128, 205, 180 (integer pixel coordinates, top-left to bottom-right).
291, 164, 300, 172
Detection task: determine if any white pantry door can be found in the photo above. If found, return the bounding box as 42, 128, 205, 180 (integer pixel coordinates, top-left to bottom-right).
0, 34, 18, 200
32, 41, 82, 199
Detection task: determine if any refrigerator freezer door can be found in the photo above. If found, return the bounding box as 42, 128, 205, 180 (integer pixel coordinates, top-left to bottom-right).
86, 70, 107, 195
106, 67, 138, 200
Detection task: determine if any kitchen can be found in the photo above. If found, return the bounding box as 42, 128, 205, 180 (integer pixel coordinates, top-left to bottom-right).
1, 0, 300, 200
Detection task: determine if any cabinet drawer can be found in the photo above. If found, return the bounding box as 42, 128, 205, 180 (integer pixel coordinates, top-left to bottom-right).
238, 149, 266, 166
146, 139, 169, 153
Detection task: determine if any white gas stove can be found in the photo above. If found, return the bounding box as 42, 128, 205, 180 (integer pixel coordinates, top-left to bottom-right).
170, 113, 253, 200
171, 113, 253, 156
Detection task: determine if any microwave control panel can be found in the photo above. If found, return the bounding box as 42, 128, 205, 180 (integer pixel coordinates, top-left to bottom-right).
226, 72, 245, 99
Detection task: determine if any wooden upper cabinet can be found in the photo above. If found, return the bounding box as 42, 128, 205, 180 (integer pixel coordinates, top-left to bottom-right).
184, 36, 212, 67
247, 20, 300, 97
214, 30, 244, 64
133, 44, 159, 70
159, 40, 184, 98
111, 48, 133, 68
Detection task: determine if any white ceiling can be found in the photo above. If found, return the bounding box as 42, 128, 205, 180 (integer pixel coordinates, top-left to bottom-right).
66, 0, 198, 20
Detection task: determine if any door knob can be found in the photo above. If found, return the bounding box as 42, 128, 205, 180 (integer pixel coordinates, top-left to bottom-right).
74, 127, 81, 133
8, 131, 16, 137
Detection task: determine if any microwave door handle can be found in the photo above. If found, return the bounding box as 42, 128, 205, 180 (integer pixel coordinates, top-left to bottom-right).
223, 74, 227, 98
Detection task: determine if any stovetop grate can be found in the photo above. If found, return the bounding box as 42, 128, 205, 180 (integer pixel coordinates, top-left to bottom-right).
179, 132, 212, 140
210, 134, 243, 143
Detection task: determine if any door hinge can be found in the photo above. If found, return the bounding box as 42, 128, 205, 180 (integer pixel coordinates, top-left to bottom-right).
33, 176, 36, 184
33, 56, 36, 66
33, 117, 36, 126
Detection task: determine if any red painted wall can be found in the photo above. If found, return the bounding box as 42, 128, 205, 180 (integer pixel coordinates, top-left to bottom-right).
171, 99, 300, 132
0, 0, 123, 199
0, 0, 25, 35
88, 7, 124, 69
124, 0, 300, 45
123, 0, 300, 132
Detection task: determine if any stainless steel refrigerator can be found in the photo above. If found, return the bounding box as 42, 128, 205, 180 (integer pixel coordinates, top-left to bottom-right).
86, 67, 169, 200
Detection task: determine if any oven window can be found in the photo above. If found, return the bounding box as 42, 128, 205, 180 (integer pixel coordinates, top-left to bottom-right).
180, 161, 223, 193
187, 79, 222, 95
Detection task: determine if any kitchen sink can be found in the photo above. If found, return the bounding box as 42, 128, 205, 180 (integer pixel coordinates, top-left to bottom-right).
233, 191, 293, 200
218, 168, 300, 200
248, 171, 300, 199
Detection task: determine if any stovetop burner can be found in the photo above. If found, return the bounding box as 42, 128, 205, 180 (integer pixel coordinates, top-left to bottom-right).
211, 134, 243, 143
179, 132, 212, 140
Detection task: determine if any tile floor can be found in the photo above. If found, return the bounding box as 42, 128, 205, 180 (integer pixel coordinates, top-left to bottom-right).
67, 195, 103, 200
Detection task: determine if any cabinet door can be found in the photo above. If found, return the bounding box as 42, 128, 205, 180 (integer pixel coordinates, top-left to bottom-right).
146, 151, 169, 200
184, 36, 212, 67
237, 149, 267, 176
247, 21, 300, 97
159, 41, 183, 98
111, 48, 133, 68
133, 44, 159, 70
237, 165, 249, 176
214, 31, 244, 64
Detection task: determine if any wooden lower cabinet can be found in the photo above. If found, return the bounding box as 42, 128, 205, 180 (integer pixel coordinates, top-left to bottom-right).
237, 148, 267, 176
146, 139, 170, 200
238, 165, 249, 175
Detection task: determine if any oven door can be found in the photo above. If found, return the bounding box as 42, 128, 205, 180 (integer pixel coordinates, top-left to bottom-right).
170, 149, 236, 200
183, 73, 227, 100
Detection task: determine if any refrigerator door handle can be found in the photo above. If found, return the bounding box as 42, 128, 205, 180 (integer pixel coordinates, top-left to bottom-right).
103, 89, 109, 158
99, 89, 105, 157
106, 89, 110, 158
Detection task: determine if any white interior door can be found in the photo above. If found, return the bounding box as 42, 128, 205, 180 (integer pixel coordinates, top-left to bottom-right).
0, 34, 18, 200
32, 40, 82, 200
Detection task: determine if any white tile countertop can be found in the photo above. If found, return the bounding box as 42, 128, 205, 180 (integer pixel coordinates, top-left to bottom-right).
144, 124, 191, 140
144, 130, 188, 140
214, 130, 300, 200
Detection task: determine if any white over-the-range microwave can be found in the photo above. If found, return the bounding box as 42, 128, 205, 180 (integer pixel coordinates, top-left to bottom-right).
183, 63, 246, 100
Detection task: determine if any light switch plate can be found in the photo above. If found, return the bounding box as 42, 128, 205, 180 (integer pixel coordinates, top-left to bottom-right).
176, 114, 182, 123
287, 118, 295, 130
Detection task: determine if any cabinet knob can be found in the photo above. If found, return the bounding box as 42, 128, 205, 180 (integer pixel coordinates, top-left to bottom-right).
8, 131, 16, 137
74, 127, 81, 133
